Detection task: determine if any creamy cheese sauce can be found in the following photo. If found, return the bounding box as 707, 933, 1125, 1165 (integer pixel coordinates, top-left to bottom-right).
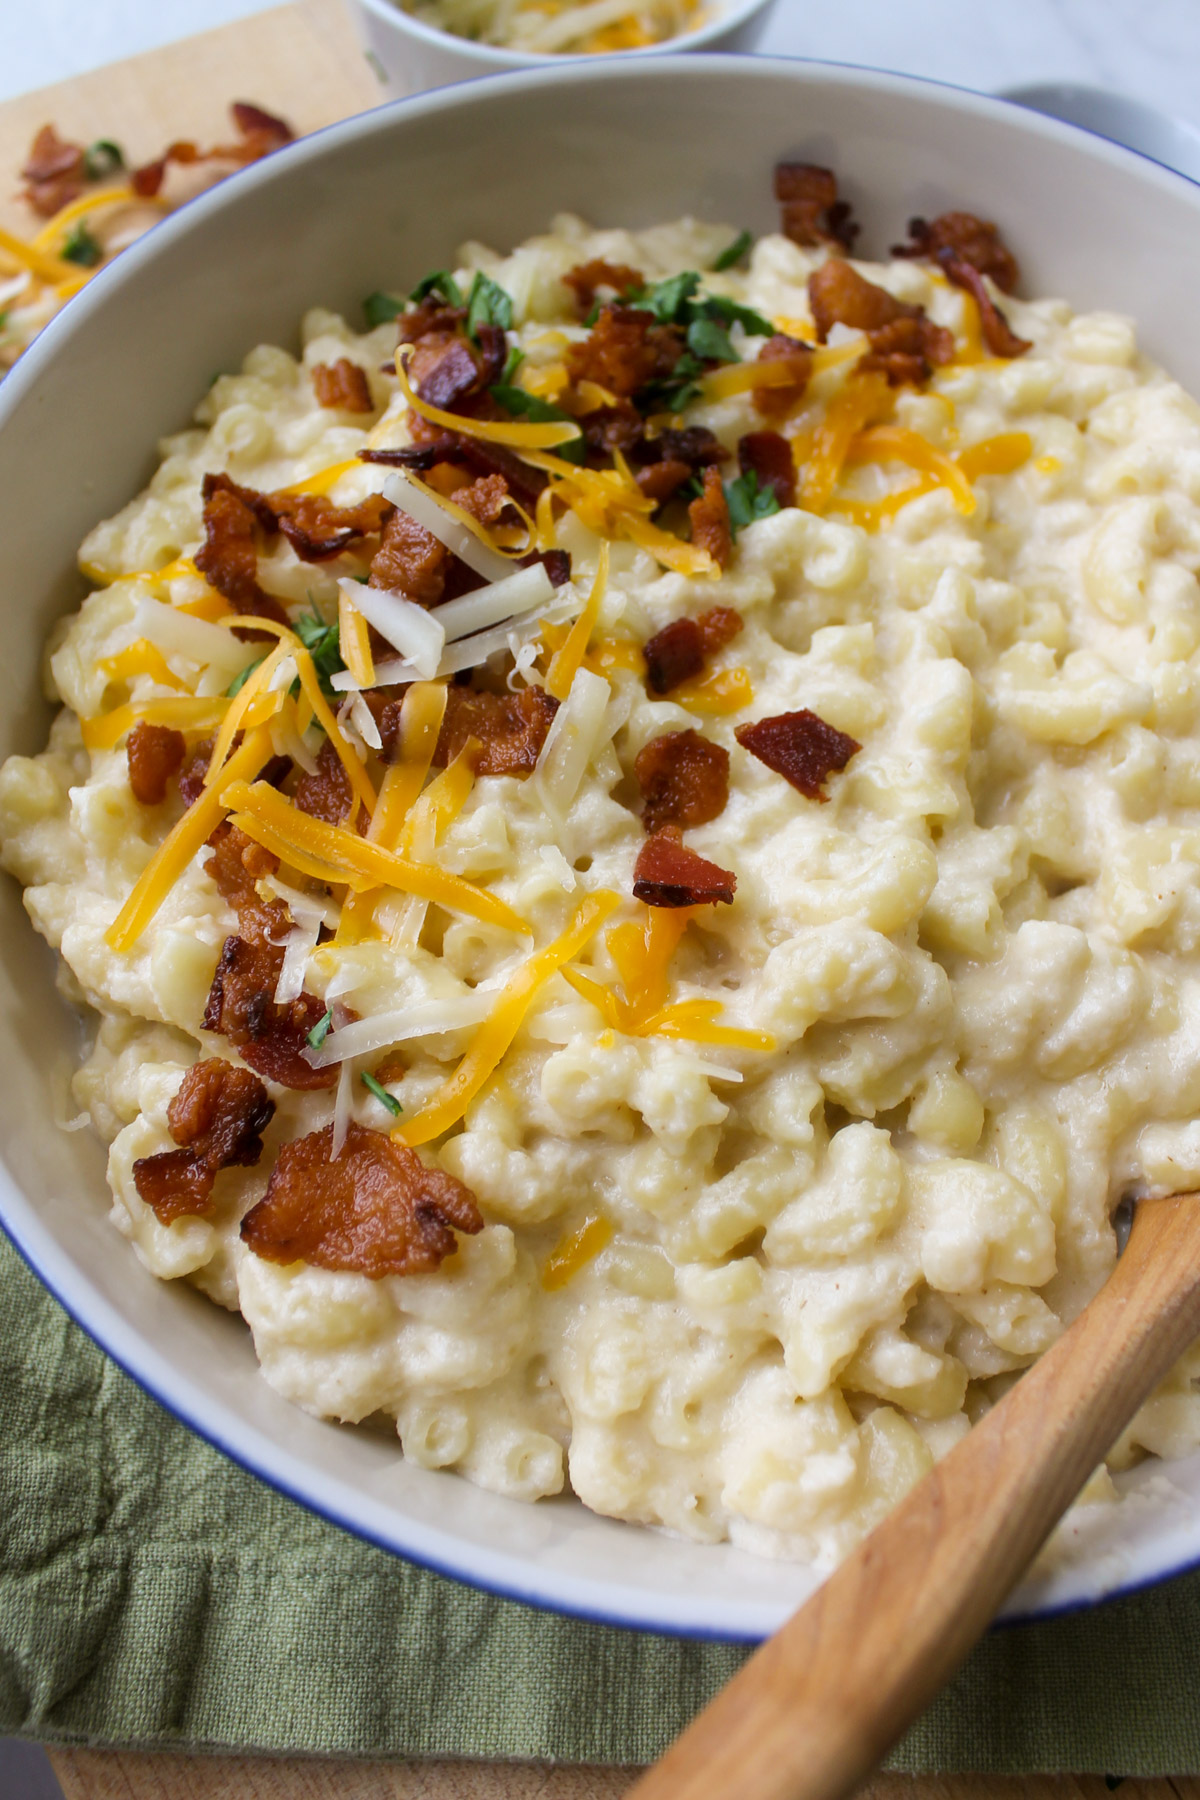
5, 211, 1200, 1566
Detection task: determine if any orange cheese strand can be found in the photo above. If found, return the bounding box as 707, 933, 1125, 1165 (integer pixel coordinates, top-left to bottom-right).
831, 479, 936, 531
608, 905, 690, 1020
848, 426, 976, 516
338, 588, 376, 688
293, 644, 377, 823
397, 890, 621, 1146
641, 998, 776, 1051
204, 641, 290, 783
542, 1215, 615, 1290
547, 540, 609, 702
672, 667, 754, 716
395, 347, 582, 451
700, 361, 802, 403
397, 740, 477, 859
105, 727, 275, 952
799, 372, 892, 514
220, 777, 523, 934
283, 458, 362, 498
956, 431, 1033, 480
98, 640, 187, 693
81, 695, 227, 752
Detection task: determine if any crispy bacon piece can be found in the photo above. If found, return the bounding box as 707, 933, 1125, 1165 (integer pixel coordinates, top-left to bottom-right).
633, 827, 736, 908
635, 729, 730, 834
738, 430, 795, 509
312, 359, 374, 413
205, 823, 287, 947
735, 708, 860, 801
132, 101, 294, 198
133, 1058, 275, 1225
20, 124, 86, 217
414, 336, 485, 410
126, 721, 186, 806
429, 686, 559, 777
753, 333, 813, 420
195, 476, 289, 624
893, 212, 1019, 294
579, 401, 646, 461
452, 472, 510, 526
643, 605, 743, 695
229, 102, 294, 153
689, 465, 732, 570
566, 306, 685, 402
807, 261, 954, 384
240, 1120, 483, 1279
774, 163, 858, 251
397, 298, 468, 344
362, 435, 548, 512
369, 508, 448, 603
636, 459, 693, 504
204, 935, 336, 1090
292, 738, 355, 827
273, 492, 393, 563
563, 259, 644, 316
937, 255, 1031, 358
178, 736, 215, 809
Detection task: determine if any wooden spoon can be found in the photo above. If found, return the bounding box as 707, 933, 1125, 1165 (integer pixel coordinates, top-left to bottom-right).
627, 1191, 1200, 1800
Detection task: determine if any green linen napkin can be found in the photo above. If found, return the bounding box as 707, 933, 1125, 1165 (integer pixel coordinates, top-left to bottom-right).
3, 1230, 1199, 1774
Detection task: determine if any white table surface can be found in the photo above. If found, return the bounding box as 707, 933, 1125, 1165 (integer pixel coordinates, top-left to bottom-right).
3, 0, 1200, 129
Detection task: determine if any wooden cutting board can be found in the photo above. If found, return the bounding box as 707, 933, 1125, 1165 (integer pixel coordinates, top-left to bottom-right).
4, 6, 1199, 1796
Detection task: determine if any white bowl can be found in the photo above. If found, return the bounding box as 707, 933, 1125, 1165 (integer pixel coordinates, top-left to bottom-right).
5, 55, 1200, 1641
352, 0, 776, 98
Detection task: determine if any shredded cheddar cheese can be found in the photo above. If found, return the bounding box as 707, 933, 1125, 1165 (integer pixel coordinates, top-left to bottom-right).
31, 185, 152, 252
338, 588, 376, 688
672, 667, 754, 716
396, 890, 620, 1146
99, 640, 187, 693
700, 361, 802, 403
799, 371, 892, 514
284, 458, 363, 498
542, 1215, 614, 1289
81, 696, 227, 752
546, 541, 609, 701
957, 432, 1033, 480
395, 348, 582, 451
0, 223, 78, 285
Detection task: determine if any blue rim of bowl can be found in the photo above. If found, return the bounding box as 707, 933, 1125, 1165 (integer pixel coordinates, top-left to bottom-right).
4, 49, 1200, 1641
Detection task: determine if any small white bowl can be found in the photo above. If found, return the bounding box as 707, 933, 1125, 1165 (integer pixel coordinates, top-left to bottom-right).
352, 0, 777, 98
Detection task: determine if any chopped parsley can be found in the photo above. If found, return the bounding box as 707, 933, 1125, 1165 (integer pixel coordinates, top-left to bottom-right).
632, 270, 702, 324
637, 352, 705, 416
702, 293, 775, 338
227, 655, 266, 698
409, 269, 464, 308
362, 290, 407, 329
713, 229, 753, 272
500, 342, 526, 383
466, 270, 514, 339
294, 609, 344, 699
307, 1009, 333, 1050
61, 221, 102, 268
361, 1070, 402, 1115
686, 316, 737, 365
489, 384, 586, 463
83, 138, 125, 180
725, 468, 781, 535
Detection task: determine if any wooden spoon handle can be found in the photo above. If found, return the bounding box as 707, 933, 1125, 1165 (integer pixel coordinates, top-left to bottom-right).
628, 1193, 1200, 1800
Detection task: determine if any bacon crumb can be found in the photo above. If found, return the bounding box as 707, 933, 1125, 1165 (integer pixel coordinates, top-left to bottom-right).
774, 163, 858, 251
633, 827, 736, 908
204, 824, 287, 947
937, 255, 1031, 359
131, 101, 294, 199
133, 1058, 275, 1225
312, 359, 374, 413
738, 431, 796, 509
807, 261, 954, 384
635, 729, 730, 834
636, 459, 693, 504
20, 124, 86, 218
735, 708, 860, 801
204, 934, 337, 1090
892, 212, 1020, 293
292, 738, 355, 827
688, 465, 732, 570
425, 685, 559, 778
239, 1120, 483, 1279
126, 721, 186, 806
229, 102, 294, 152
178, 736, 216, 809
562, 259, 644, 316
754, 334, 813, 420
272, 492, 392, 563
695, 605, 743, 656
369, 507, 448, 603
195, 476, 289, 624
566, 306, 685, 402
643, 606, 743, 694
414, 336, 486, 411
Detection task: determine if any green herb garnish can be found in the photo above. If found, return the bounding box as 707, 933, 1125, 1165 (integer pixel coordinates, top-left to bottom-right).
61, 221, 102, 268
489, 384, 586, 463
409, 269, 464, 308
294, 609, 344, 700
713, 229, 753, 272
702, 293, 775, 339
686, 316, 737, 365
227, 656, 266, 698
83, 138, 125, 180
631, 270, 702, 325
307, 1010, 333, 1051
500, 343, 526, 383
725, 468, 781, 535
363, 290, 407, 329
361, 1070, 402, 1115
466, 269, 514, 339
637, 352, 705, 416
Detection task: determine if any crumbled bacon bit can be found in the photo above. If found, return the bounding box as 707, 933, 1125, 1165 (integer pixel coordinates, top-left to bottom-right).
566, 306, 685, 402
131, 101, 294, 198
637, 459, 693, 504
271, 491, 392, 564
292, 738, 355, 827
312, 359, 374, 413
239, 1120, 483, 1278
738, 431, 796, 508
635, 729, 730, 834
635, 425, 725, 470
753, 334, 813, 420
204, 934, 337, 1090
937, 255, 1031, 359
229, 102, 294, 153
396, 298, 467, 345
452, 472, 510, 526
133, 1058, 275, 1225
643, 605, 743, 694
126, 721, 186, 806
633, 827, 736, 908
735, 708, 860, 801
178, 736, 215, 809
414, 336, 485, 410
689, 465, 732, 569
369, 507, 448, 603
195, 476, 289, 623
774, 163, 858, 251
204, 823, 287, 947
427, 686, 559, 778
523, 547, 571, 587
20, 124, 86, 218
893, 212, 1020, 294
562, 259, 644, 316
807, 262, 953, 385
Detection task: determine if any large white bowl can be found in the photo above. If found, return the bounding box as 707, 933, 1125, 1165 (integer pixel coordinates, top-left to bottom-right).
5, 56, 1200, 1641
